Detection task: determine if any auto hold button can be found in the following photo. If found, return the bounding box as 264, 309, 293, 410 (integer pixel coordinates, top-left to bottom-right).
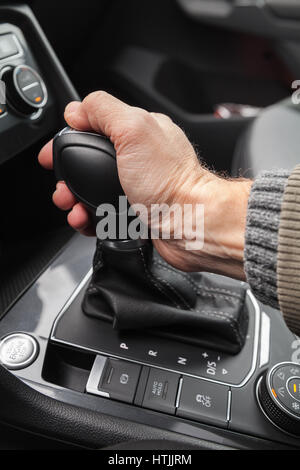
177, 377, 230, 427
0, 333, 39, 370
142, 368, 180, 414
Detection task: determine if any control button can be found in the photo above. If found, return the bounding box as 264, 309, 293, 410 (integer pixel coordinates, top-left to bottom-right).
142, 368, 180, 414
86, 355, 141, 404
23, 83, 44, 104
0, 333, 38, 370
0, 34, 19, 60
258, 362, 300, 435
0, 104, 7, 117
1, 64, 48, 116
14, 65, 47, 108
177, 377, 229, 427
287, 377, 300, 402
99, 358, 141, 403
15, 67, 37, 89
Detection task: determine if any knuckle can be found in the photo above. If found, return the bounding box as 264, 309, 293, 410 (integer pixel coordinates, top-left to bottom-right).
82, 90, 108, 109
123, 110, 153, 137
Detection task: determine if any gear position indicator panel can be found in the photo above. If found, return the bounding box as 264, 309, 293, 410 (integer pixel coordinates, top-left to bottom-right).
52, 283, 260, 387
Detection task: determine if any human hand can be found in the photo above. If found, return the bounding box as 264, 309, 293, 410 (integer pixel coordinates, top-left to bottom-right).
38, 91, 252, 278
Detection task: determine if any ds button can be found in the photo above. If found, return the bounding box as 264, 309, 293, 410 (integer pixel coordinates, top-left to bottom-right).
177, 377, 230, 427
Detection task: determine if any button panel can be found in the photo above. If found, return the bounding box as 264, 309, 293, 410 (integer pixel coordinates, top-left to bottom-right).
176, 377, 230, 427
86, 355, 231, 427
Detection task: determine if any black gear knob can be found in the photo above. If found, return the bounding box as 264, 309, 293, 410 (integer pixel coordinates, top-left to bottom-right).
53, 127, 144, 245
53, 127, 125, 212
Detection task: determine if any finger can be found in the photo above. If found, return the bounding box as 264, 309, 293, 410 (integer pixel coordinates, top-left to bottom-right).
67, 202, 92, 232
52, 181, 77, 210
64, 101, 92, 131
80, 91, 151, 142
38, 139, 53, 170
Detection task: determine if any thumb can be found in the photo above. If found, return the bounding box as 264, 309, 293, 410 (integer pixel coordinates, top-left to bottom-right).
65, 91, 154, 147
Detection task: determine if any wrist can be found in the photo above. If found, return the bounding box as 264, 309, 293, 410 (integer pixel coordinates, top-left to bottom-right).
195, 176, 252, 278
155, 174, 252, 279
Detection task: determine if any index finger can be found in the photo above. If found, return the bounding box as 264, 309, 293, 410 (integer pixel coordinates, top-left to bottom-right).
38, 139, 53, 170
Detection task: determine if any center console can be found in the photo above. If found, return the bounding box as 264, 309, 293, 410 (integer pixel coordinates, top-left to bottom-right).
1, 232, 300, 449
0, 4, 300, 451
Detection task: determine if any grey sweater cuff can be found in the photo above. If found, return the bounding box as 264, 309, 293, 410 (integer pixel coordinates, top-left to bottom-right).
278, 164, 300, 336
244, 169, 290, 309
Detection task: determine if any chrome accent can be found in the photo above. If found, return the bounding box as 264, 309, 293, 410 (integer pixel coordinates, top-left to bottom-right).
259, 312, 271, 367
175, 377, 183, 409
86, 355, 109, 398
226, 390, 232, 423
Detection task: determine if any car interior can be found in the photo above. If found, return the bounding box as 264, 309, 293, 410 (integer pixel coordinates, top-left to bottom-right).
1, 0, 300, 451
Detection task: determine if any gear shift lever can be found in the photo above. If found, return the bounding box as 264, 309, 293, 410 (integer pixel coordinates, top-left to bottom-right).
53, 127, 123, 213
53, 127, 142, 245
53, 127, 248, 354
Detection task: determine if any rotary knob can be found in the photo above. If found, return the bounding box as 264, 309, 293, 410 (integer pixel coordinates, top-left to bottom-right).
1, 64, 48, 116
258, 362, 300, 435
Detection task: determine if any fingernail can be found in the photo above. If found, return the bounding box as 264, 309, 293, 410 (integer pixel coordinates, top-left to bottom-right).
65, 101, 81, 115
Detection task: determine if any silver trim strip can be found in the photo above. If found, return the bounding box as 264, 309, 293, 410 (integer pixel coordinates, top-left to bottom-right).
51, 277, 261, 389
259, 312, 271, 367
226, 390, 232, 423
175, 377, 183, 409
86, 355, 109, 397
51, 268, 93, 335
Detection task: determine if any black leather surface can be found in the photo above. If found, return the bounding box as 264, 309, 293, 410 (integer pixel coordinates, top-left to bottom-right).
232, 98, 300, 178
83, 241, 248, 354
